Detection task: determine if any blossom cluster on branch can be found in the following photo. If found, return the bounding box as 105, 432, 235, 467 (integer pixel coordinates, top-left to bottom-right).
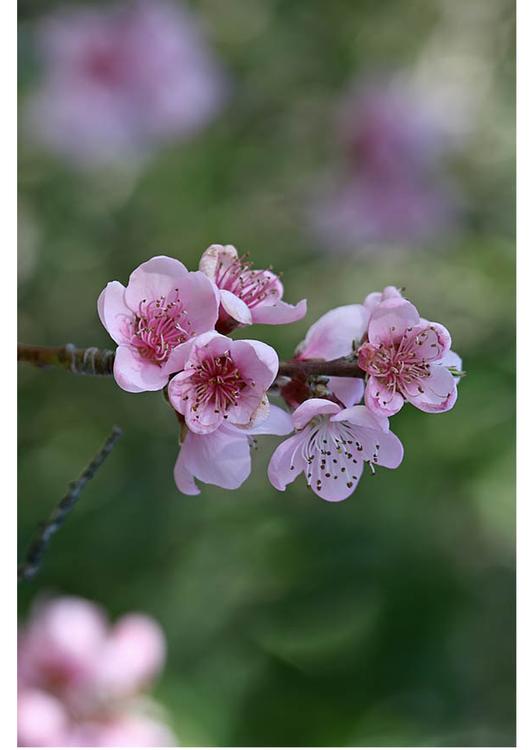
98, 245, 462, 501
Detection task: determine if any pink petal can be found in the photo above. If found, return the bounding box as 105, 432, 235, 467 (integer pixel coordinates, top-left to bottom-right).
231, 339, 279, 385
98, 615, 165, 697
292, 398, 341, 429
219, 289, 252, 325
176, 270, 220, 334
309, 465, 363, 502
405, 322, 451, 362
327, 377, 364, 408
97, 281, 132, 346
406, 364, 458, 413
114, 345, 170, 393
18, 689, 69, 747
251, 298, 307, 325
267, 432, 307, 491
368, 298, 420, 345
198, 243, 238, 278
243, 404, 293, 436
334, 406, 403, 468
363, 286, 403, 314
174, 426, 252, 494
297, 304, 369, 360
124, 255, 189, 310
364, 376, 405, 417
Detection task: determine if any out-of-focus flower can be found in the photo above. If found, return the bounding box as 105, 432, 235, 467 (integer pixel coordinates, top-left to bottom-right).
268, 398, 403, 502
18, 596, 175, 747
199, 244, 307, 334
310, 75, 461, 250
98, 255, 220, 393
357, 297, 461, 417
26, 0, 227, 168
174, 404, 293, 495
295, 304, 368, 408
168, 331, 279, 435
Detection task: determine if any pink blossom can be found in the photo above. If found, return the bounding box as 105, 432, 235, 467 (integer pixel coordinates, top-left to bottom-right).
98, 255, 220, 393
26, 0, 226, 167
363, 285, 403, 315
18, 597, 175, 747
357, 297, 461, 416
168, 331, 279, 435
310, 76, 460, 250
174, 405, 293, 495
295, 304, 368, 408
199, 244, 307, 333
268, 398, 403, 502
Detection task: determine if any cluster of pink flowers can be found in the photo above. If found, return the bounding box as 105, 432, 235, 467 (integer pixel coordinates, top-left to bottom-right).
311, 75, 461, 250
99, 248, 461, 502
25, 0, 226, 168
18, 597, 175, 747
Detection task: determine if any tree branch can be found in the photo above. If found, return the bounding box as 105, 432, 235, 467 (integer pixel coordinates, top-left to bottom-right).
18, 426, 124, 583
18, 344, 365, 381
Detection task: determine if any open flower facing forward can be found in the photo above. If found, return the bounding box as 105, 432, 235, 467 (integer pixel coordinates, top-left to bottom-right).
26, 0, 227, 168
199, 244, 307, 333
174, 405, 293, 495
98, 256, 219, 393
18, 597, 174, 747
168, 331, 279, 434
295, 304, 369, 408
268, 398, 403, 502
357, 297, 461, 416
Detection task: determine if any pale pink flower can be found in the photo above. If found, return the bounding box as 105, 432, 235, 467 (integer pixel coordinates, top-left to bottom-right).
199, 244, 307, 333
268, 398, 403, 502
168, 331, 279, 435
174, 405, 293, 495
357, 297, 461, 416
26, 0, 226, 168
295, 304, 369, 408
310, 76, 460, 250
98, 255, 220, 393
18, 597, 174, 747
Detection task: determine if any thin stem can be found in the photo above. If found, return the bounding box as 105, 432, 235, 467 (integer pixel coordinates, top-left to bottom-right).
18, 426, 124, 583
18, 344, 364, 381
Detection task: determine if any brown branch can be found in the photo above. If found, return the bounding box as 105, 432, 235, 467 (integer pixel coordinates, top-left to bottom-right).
18, 344, 364, 381
18, 426, 124, 583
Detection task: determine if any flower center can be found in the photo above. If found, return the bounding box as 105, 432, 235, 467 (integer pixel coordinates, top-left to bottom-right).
299, 419, 368, 493
215, 254, 279, 309
358, 330, 431, 395
129, 291, 193, 365
189, 353, 248, 415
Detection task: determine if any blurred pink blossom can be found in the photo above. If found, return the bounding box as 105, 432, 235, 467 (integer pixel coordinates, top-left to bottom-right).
18, 596, 175, 747
26, 0, 227, 167
268, 398, 403, 502
311, 76, 462, 250
199, 244, 307, 334
98, 255, 220, 393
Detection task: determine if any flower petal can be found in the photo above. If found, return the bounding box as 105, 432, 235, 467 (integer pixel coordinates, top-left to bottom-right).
97, 281, 132, 346
174, 426, 252, 494
251, 298, 307, 325
406, 364, 457, 413
364, 376, 405, 417
267, 432, 306, 491
243, 404, 293, 436
292, 398, 341, 429
124, 255, 189, 310
113, 345, 169, 393
219, 289, 252, 325
327, 376, 364, 408
297, 304, 369, 360
368, 298, 420, 345
199, 243, 238, 278
176, 270, 220, 334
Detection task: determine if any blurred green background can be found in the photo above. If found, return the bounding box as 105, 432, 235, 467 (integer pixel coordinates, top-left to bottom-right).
18, 0, 515, 746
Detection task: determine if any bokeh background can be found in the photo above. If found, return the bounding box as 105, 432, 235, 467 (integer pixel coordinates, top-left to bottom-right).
18, 0, 515, 746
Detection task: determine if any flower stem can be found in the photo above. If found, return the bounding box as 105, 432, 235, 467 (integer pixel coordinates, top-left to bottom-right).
18, 344, 365, 381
